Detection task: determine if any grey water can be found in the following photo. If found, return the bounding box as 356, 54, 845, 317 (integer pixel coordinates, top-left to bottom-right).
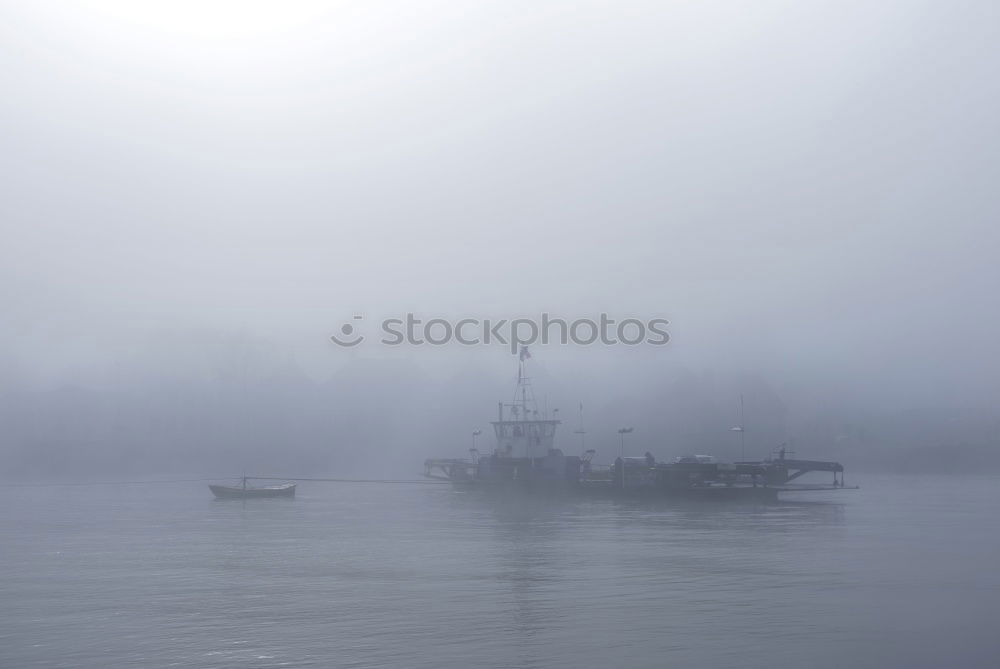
2, 475, 999, 669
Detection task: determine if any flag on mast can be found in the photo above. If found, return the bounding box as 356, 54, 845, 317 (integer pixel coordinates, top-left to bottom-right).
519, 346, 531, 361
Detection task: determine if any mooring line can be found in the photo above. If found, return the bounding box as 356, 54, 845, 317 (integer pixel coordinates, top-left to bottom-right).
246, 477, 448, 484
2, 476, 449, 488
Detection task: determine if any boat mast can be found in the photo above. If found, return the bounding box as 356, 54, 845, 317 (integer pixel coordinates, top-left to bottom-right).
513, 347, 536, 420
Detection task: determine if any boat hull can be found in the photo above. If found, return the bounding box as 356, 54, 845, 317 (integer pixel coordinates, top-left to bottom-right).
209, 484, 296, 499
594, 483, 780, 503
458, 479, 781, 502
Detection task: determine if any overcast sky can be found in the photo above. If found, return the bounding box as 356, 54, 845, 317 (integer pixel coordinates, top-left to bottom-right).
2, 0, 998, 412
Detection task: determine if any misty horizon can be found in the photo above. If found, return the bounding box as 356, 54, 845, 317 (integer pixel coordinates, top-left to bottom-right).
3, 1, 998, 485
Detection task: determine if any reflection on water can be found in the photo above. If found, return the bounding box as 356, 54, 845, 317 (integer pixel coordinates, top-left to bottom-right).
1, 475, 998, 669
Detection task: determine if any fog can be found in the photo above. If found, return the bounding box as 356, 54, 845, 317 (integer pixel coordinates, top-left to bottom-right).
2, 0, 998, 479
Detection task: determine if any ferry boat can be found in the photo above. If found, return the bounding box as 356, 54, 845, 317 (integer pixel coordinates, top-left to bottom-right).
424, 350, 854, 501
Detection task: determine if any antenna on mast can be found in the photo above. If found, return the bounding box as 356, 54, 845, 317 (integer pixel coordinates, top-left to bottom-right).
516, 346, 533, 417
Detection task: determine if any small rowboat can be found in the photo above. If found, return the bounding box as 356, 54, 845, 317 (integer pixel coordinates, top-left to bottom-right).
209, 477, 296, 499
